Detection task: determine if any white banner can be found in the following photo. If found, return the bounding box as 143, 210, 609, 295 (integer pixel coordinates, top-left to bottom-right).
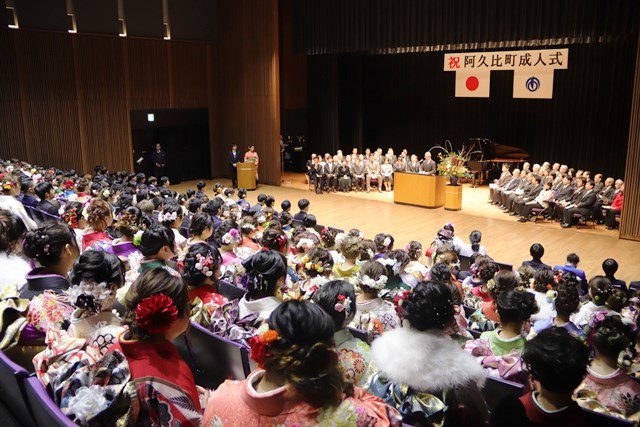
443, 49, 568, 99
444, 49, 568, 72
513, 69, 555, 99
455, 70, 491, 98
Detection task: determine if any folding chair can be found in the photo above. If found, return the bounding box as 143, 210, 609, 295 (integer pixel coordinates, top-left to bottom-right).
0, 351, 37, 426
573, 212, 596, 229
481, 376, 525, 411
24, 376, 76, 427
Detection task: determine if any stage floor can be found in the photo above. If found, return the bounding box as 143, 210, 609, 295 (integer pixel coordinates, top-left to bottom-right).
171, 172, 640, 283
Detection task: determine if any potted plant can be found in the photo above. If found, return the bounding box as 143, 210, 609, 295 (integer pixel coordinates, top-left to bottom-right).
433, 142, 475, 186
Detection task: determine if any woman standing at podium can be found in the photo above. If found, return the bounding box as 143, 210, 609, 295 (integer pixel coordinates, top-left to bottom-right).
244, 145, 260, 184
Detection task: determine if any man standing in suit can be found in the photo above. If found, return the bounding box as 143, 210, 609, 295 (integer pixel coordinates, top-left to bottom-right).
420, 152, 436, 175
561, 180, 597, 228
151, 143, 166, 179
228, 144, 242, 188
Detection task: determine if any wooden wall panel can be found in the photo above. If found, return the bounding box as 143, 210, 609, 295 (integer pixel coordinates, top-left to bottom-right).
169, 41, 209, 109
126, 38, 170, 110
217, 0, 281, 185
74, 35, 132, 171
14, 31, 84, 171
0, 30, 27, 161
620, 34, 640, 242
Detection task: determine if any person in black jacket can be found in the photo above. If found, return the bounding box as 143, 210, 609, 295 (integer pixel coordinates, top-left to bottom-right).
561, 180, 597, 228
151, 143, 166, 179
35, 181, 59, 218
228, 144, 242, 188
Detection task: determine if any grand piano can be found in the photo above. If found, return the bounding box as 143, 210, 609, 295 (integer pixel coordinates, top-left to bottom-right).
467, 138, 529, 186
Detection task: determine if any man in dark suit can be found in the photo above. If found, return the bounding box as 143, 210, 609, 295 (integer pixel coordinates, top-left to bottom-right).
310, 157, 325, 194
492, 169, 520, 204
561, 180, 597, 227
294, 199, 310, 222
151, 143, 166, 179
17, 179, 38, 208
511, 175, 543, 216
324, 156, 338, 192
420, 152, 437, 175
228, 144, 242, 188
35, 181, 59, 218
553, 177, 585, 221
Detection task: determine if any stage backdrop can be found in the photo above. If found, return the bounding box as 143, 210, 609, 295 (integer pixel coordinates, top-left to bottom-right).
307, 40, 635, 178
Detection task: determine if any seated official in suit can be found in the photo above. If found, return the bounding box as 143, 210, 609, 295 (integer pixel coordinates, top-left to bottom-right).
350, 158, 366, 192
592, 177, 617, 223
365, 154, 381, 193
517, 181, 555, 222
420, 152, 436, 175
511, 175, 544, 216
491, 169, 521, 205
489, 165, 512, 202
552, 177, 585, 221
561, 180, 597, 228
503, 172, 534, 212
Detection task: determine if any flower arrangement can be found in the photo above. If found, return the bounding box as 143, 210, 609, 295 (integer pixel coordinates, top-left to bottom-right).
221, 228, 241, 245
334, 294, 352, 315
194, 252, 217, 277
249, 323, 281, 368
432, 141, 479, 185
357, 274, 388, 291
134, 293, 178, 335
301, 255, 326, 273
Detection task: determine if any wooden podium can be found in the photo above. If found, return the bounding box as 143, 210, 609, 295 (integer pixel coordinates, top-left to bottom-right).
393, 172, 445, 208
237, 162, 256, 190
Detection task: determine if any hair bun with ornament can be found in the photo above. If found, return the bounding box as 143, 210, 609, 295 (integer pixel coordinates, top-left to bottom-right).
135, 293, 178, 335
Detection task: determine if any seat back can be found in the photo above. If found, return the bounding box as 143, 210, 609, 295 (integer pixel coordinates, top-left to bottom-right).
291, 219, 305, 229
328, 226, 345, 234
582, 408, 635, 426
24, 376, 76, 427
348, 327, 369, 344
495, 261, 513, 271
462, 305, 476, 318
0, 350, 37, 425
313, 224, 326, 234
174, 322, 249, 389
218, 279, 247, 301
458, 255, 472, 272
481, 376, 525, 411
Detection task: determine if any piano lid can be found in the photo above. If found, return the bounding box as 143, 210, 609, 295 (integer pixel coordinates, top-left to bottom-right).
468, 138, 529, 162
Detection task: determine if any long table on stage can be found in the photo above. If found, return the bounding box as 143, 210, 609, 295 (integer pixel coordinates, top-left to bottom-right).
393, 172, 446, 208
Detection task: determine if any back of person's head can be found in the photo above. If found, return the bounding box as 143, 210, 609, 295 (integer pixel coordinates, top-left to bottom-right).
359, 239, 376, 261
530, 243, 545, 260
237, 188, 247, 199
188, 198, 202, 214
189, 212, 213, 237
469, 230, 482, 253
430, 262, 452, 282
261, 227, 288, 253
478, 260, 499, 285
403, 281, 454, 331
160, 203, 183, 226
554, 282, 580, 318
517, 264, 536, 287
491, 270, 519, 299
602, 258, 619, 277
86, 198, 112, 228
533, 268, 556, 293
239, 215, 258, 236
358, 260, 387, 294
380, 249, 410, 278
338, 235, 362, 260
293, 230, 320, 252
607, 288, 628, 313
0, 209, 26, 254
242, 250, 287, 299
303, 214, 317, 229
138, 199, 154, 216
214, 220, 240, 246
279, 211, 293, 225
34, 181, 53, 200
196, 180, 206, 191
303, 247, 334, 278
68, 251, 124, 313
20, 179, 34, 194
280, 200, 291, 212
496, 289, 538, 324
23, 222, 77, 266
320, 228, 336, 248
115, 206, 146, 239
298, 198, 310, 210
566, 253, 580, 266
257, 300, 345, 407
182, 242, 221, 287
312, 280, 357, 331
256, 193, 267, 203
264, 195, 275, 208
203, 198, 223, 216
587, 314, 636, 360
589, 275, 612, 306
139, 224, 175, 258
523, 327, 589, 393
374, 233, 394, 252
124, 268, 188, 341
406, 240, 422, 261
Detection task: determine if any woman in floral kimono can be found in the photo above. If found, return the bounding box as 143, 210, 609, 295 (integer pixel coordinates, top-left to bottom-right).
313, 280, 377, 390
203, 300, 401, 426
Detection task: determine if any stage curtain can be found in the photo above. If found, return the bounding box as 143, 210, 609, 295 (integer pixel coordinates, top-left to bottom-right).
295, 0, 638, 55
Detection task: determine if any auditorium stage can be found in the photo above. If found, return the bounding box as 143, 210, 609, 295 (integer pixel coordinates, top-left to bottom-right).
171, 173, 640, 283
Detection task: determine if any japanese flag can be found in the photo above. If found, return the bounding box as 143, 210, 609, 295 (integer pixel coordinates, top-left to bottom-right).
455, 70, 491, 98
513, 69, 554, 99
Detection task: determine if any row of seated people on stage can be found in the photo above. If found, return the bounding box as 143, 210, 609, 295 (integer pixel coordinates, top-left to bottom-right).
1, 157, 639, 426
305, 147, 437, 194
489, 161, 624, 230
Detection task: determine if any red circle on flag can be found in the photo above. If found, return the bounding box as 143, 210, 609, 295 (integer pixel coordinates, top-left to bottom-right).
466, 76, 480, 91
